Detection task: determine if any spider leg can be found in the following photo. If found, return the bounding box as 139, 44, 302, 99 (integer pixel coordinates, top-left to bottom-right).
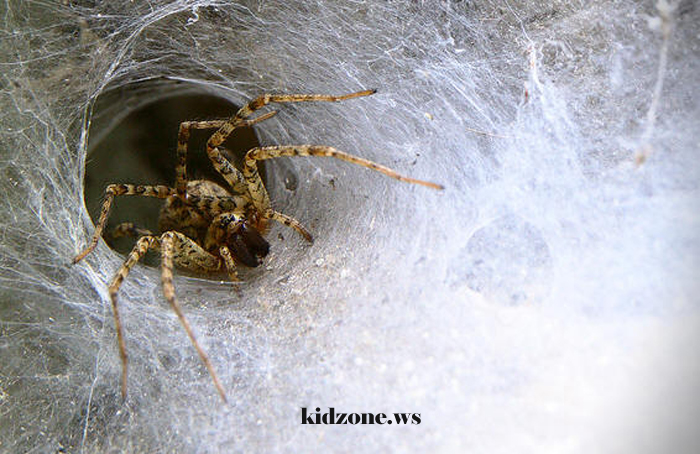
266, 210, 313, 243
73, 184, 176, 264
108, 234, 160, 399
201, 90, 375, 198
109, 230, 224, 400
160, 231, 227, 402
175, 111, 279, 198
241, 145, 444, 216
250, 145, 443, 189
207, 89, 376, 151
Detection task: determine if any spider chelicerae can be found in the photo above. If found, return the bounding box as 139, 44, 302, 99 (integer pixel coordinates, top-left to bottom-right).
73, 89, 443, 402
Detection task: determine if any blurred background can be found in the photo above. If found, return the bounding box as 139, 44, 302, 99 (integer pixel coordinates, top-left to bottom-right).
1, 0, 699, 452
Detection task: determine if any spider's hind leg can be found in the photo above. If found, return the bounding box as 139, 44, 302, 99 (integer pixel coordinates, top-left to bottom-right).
160, 231, 226, 402
108, 234, 161, 399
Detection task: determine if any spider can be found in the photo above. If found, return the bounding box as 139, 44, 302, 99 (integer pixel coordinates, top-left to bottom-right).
73, 88, 443, 402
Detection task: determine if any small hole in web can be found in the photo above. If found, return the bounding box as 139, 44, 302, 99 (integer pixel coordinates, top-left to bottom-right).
83, 84, 267, 261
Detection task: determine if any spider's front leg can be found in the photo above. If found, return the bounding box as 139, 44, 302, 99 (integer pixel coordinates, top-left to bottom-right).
240, 145, 443, 240
205, 89, 377, 154
202, 89, 378, 211
265, 210, 313, 243
175, 112, 279, 198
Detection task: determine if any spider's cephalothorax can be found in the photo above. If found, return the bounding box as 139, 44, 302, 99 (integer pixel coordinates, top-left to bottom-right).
73, 89, 443, 402
158, 180, 271, 269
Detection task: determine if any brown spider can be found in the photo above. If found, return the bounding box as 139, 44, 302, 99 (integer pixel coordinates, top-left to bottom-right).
73, 89, 443, 402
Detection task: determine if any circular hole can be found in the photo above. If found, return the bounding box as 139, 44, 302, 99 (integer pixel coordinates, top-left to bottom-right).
455, 214, 552, 306
84, 86, 266, 259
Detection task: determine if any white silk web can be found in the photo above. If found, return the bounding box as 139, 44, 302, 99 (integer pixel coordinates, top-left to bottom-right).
1, 0, 699, 452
